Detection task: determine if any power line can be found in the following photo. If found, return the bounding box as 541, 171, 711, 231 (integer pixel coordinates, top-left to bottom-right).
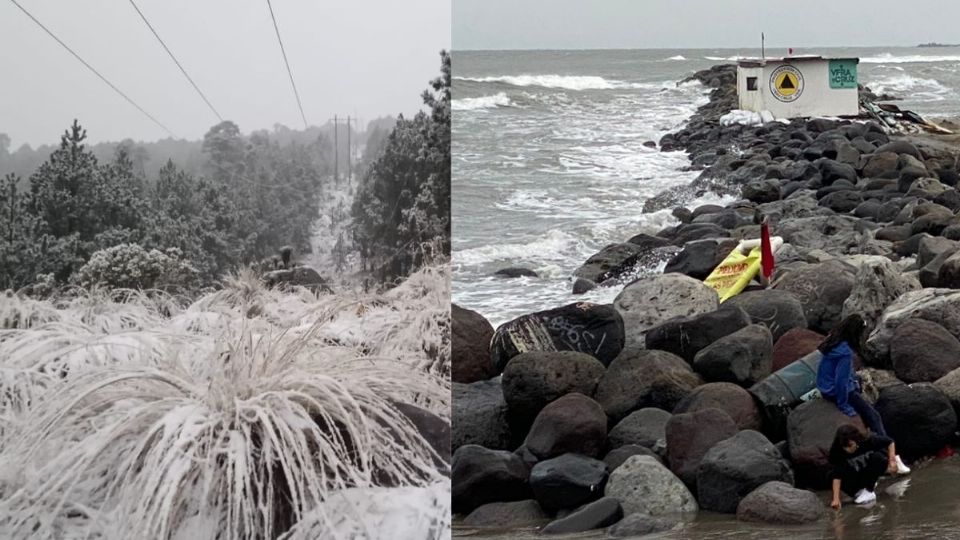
265, 0, 308, 129
8, 0, 177, 138
127, 0, 223, 123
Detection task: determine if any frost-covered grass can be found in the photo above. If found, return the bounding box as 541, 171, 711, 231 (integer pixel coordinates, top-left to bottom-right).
0, 264, 451, 539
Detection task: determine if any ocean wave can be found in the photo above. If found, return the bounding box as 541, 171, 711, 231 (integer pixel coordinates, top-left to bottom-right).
866, 74, 952, 101
453, 229, 586, 267
704, 55, 742, 61
861, 53, 960, 64
664, 55, 687, 61
454, 74, 644, 91
452, 92, 512, 111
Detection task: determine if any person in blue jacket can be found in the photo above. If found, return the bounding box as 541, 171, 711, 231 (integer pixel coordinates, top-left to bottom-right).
817, 314, 910, 475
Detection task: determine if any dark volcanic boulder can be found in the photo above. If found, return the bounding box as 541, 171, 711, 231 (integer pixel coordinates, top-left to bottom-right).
392, 402, 451, 469
604, 445, 663, 471
614, 274, 719, 350
939, 252, 960, 289
452, 304, 496, 383
501, 351, 606, 429
596, 349, 703, 422
772, 328, 825, 371
525, 393, 608, 459
819, 190, 862, 213
861, 151, 899, 178
876, 383, 957, 461
572, 278, 597, 295
262, 266, 332, 293
742, 179, 781, 204
772, 260, 856, 334
787, 399, 865, 488
876, 140, 923, 160
664, 239, 738, 280
463, 500, 550, 528
491, 302, 625, 372
819, 160, 857, 185
673, 382, 763, 431
604, 455, 698, 517
890, 319, 960, 383
574, 243, 648, 283
541, 497, 623, 535
935, 367, 960, 414
725, 289, 807, 341
665, 407, 738, 488
530, 453, 609, 513
608, 408, 672, 450
627, 233, 674, 250
494, 267, 539, 278
697, 430, 795, 514
644, 305, 751, 364
453, 380, 511, 451
842, 258, 920, 342
736, 481, 824, 524
692, 324, 773, 387
865, 289, 960, 368
452, 445, 530, 513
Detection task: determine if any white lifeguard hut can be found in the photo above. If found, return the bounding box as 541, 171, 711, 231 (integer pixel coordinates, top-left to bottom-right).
736, 56, 860, 119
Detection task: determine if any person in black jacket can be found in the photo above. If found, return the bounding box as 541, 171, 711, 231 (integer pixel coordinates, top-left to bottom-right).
829, 424, 899, 508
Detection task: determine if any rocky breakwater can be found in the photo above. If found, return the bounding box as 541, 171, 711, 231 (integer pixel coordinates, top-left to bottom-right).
452, 64, 960, 534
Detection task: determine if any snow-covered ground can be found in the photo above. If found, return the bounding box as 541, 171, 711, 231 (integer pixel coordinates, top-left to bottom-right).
0, 263, 451, 539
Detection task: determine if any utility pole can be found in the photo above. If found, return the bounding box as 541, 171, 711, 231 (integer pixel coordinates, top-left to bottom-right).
333, 114, 339, 186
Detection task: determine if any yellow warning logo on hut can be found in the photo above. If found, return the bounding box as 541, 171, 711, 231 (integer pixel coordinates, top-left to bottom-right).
770, 65, 804, 102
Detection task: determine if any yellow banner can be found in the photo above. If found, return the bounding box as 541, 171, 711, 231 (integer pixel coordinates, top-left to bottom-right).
704, 246, 762, 302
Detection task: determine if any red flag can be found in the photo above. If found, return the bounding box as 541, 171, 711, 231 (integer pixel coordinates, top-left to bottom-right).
760, 217, 774, 282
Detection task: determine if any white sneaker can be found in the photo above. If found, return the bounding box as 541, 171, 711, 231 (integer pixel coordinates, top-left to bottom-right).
854, 488, 877, 505
895, 455, 911, 475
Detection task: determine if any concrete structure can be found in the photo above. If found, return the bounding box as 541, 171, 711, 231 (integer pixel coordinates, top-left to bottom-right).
737, 56, 859, 119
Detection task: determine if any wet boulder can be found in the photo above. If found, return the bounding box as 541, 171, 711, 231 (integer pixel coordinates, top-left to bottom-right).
541, 497, 623, 535
524, 393, 607, 460
574, 243, 649, 283
890, 319, 960, 383
530, 453, 609, 512
665, 407, 739, 488
491, 302, 625, 372
938, 251, 960, 289
596, 349, 703, 422
935, 367, 960, 414
452, 445, 531, 514
572, 278, 597, 295
736, 481, 824, 524
463, 500, 550, 528
673, 382, 763, 431
787, 399, 865, 488
452, 304, 496, 383
604, 455, 698, 517
777, 215, 862, 255
697, 430, 795, 514
501, 351, 606, 430
644, 305, 751, 364
494, 267, 539, 278
692, 324, 773, 387
819, 190, 862, 213
876, 140, 923, 160
614, 274, 719, 350
772, 328, 825, 371
725, 289, 807, 341
664, 239, 738, 280
608, 408, 672, 450
453, 380, 511, 451
876, 383, 957, 461
819, 160, 858, 186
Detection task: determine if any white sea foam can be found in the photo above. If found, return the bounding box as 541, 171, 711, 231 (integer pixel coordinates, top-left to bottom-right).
453, 229, 587, 267
866, 74, 952, 101
452, 92, 512, 111
665, 55, 687, 61
861, 53, 960, 64
454, 74, 645, 91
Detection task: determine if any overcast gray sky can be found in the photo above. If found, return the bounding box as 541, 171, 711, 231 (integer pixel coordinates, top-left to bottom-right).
1, 0, 450, 147
454, 0, 960, 51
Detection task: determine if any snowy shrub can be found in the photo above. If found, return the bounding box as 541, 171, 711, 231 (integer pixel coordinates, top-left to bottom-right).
70, 243, 198, 291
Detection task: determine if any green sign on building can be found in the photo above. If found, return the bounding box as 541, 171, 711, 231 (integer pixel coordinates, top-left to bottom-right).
829, 59, 858, 89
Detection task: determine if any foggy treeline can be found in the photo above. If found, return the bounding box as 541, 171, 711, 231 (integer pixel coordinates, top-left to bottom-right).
0, 52, 450, 293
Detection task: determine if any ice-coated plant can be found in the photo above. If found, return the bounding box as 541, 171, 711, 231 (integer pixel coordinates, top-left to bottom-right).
0, 263, 451, 539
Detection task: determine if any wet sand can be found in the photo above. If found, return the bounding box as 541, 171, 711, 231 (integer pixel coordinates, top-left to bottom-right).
454, 456, 960, 540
